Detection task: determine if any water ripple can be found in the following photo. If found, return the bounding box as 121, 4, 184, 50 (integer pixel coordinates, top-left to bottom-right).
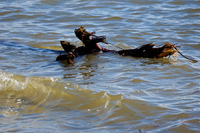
0, 0, 200, 132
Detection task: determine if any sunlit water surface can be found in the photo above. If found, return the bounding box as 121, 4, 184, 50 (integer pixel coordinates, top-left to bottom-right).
0, 0, 200, 132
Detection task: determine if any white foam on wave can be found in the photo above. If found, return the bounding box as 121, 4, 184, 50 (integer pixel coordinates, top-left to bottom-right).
0, 69, 27, 91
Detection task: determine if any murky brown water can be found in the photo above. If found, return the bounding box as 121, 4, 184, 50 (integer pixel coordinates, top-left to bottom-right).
0, 0, 200, 132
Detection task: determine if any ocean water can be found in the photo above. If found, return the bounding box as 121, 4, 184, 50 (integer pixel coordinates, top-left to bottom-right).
0, 0, 200, 132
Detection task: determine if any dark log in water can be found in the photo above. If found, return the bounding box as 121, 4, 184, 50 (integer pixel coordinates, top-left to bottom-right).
57, 41, 178, 64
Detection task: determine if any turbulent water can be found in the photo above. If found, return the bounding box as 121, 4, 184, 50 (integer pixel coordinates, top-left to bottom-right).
0, 0, 200, 132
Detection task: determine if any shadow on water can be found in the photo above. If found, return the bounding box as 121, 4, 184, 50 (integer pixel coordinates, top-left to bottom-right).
0, 40, 65, 54
0, 40, 69, 79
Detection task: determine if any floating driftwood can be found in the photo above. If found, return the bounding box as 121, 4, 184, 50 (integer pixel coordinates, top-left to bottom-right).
117, 42, 177, 58
56, 26, 197, 64
56, 41, 178, 64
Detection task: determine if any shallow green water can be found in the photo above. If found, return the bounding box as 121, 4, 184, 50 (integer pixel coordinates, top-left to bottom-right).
0, 0, 200, 132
